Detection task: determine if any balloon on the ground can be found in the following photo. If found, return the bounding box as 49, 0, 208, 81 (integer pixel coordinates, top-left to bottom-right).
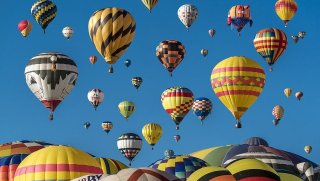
31, 0, 57, 33
275, 0, 298, 27
142, 123, 162, 149
18, 20, 32, 37
177, 4, 198, 29
117, 133, 142, 166
211, 56, 266, 128
88, 89, 104, 110
25, 52, 78, 120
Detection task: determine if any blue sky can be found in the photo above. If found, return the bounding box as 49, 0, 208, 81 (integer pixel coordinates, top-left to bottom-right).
0, 0, 319, 167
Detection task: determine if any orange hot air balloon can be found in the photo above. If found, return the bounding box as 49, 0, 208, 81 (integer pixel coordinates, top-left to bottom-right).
210, 56, 266, 128
253, 28, 288, 71
18, 20, 32, 37
275, 0, 298, 27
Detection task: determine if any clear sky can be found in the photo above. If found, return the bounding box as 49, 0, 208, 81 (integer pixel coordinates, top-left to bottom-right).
0, 0, 319, 167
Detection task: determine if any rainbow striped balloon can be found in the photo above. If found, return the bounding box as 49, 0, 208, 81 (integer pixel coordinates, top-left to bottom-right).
253, 28, 287, 71
210, 56, 266, 128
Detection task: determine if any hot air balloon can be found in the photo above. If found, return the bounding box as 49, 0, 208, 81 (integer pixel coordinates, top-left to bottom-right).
298, 31, 306, 39
101, 121, 113, 134
95, 157, 128, 174
31, 0, 57, 33
89, 55, 97, 64
208, 29, 215, 37
88, 8, 135, 73
164, 149, 174, 159
296, 162, 314, 181
161, 87, 194, 130
284, 88, 292, 98
253, 28, 288, 71
292, 36, 299, 43
188, 166, 236, 181
272, 105, 284, 126
200, 49, 208, 57
211, 56, 266, 128
25, 52, 78, 120
275, 0, 298, 27
87, 89, 104, 110
14, 146, 103, 181
124, 59, 131, 67
295, 91, 303, 100
149, 155, 208, 180
174, 135, 180, 143
156, 40, 186, 76
62, 26, 73, 39
141, 0, 159, 12
0, 154, 29, 181
118, 101, 135, 120
177, 4, 198, 29
0, 141, 53, 158
117, 133, 142, 166
18, 20, 32, 37
84, 122, 91, 129
227, 5, 253, 35
131, 77, 143, 90
192, 97, 212, 124
304, 146, 312, 154
142, 123, 162, 150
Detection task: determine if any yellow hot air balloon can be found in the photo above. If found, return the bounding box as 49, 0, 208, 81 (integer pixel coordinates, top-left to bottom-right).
14, 145, 103, 181
141, 0, 159, 12
275, 0, 298, 27
88, 8, 136, 73
142, 123, 163, 150
284, 88, 292, 98
210, 56, 266, 128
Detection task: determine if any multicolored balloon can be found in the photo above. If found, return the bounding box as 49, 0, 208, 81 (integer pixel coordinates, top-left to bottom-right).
156, 40, 186, 76
298, 31, 306, 39
118, 101, 135, 120
177, 4, 198, 29
117, 133, 142, 166
292, 35, 299, 43
284, 88, 292, 98
253, 28, 288, 71
200, 49, 208, 57
84, 122, 91, 129
208, 29, 215, 37
295, 91, 303, 100
227, 5, 253, 34
95, 157, 128, 174
275, 0, 298, 27
272, 105, 284, 126
192, 97, 212, 124
89, 55, 97, 64
304, 145, 312, 154
161, 87, 194, 130
131, 77, 143, 90
0, 154, 29, 181
31, 0, 57, 33
142, 123, 162, 149
18, 20, 32, 37
188, 166, 236, 181
25, 52, 78, 120
141, 0, 159, 12
174, 135, 180, 143
62, 26, 73, 39
101, 121, 113, 134
88, 8, 135, 72
211, 56, 266, 128
87, 89, 104, 110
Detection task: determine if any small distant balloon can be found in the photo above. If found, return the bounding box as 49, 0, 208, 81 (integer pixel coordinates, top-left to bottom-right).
124, 59, 131, 67
291, 36, 299, 43
164, 149, 175, 158
284, 88, 292, 98
87, 89, 104, 110
101, 121, 113, 134
132, 77, 143, 90
272, 105, 284, 126
83, 122, 91, 129
174, 135, 180, 142
208, 29, 215, 37
304, 145, 312, 154
18, 20, 32, 37
201, 49, 208, 57
295, 91, 303, 100
298, 31, 306, 38
62, 27, 73, 39
89, 56, 97, 64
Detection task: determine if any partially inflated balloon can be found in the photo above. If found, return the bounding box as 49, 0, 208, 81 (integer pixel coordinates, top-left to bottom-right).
118, 101, 135, 120
25, 52, 78, 120
253, 28, 288, 71
161, 87, 194, 130
87, 89, 104, 110
304, 146, 312, 154
117, 133, 142, 166
284, 88, 292, 98
211, 56, 266, 128
192, 97, 212, 124
156, 40, 186, 76
275, 0, 298, 27
18, 20, 32, 37
141, 0, 159, 12
62, 26, 73, 39
177, 4, 198, 29
142, 123, 162, 149
31, 0, 57, 33
88, 8, 135, 72
227, 5, 253, 34
272, 105, 284, 126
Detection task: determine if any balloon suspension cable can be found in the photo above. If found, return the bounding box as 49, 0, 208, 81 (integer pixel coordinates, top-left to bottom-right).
129, 161, 132, 166
49, 112, 53, 121
235, 120, 242, 128
43, 29, 46, 34
108, 65, 114, 73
